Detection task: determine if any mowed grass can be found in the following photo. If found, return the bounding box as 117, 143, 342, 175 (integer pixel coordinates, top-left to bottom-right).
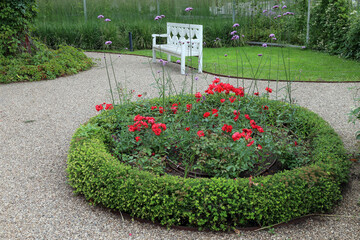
111, 46, 360, 82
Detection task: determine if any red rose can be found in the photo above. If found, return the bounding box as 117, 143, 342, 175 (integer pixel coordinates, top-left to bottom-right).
197, 130, 205, 137
203, 112, 210, 118
151, 106, 157, 110
212, 109, 218, 117
265, 87, 272, 93
254, 92, 259, 96
95, 104, 103, 111
159, 107, 164, 114
232, 132, 242, 141
185, 127, 190, 131
247, 140, 254, 147
220, 99, 225, 103
138, 94, 142, 97
195, 92, 202, 98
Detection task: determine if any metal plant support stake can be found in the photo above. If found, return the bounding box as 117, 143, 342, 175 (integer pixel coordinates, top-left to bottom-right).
83, 0, 87, 22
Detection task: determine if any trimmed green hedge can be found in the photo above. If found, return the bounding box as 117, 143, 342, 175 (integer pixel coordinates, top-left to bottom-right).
66, 99, 350, 231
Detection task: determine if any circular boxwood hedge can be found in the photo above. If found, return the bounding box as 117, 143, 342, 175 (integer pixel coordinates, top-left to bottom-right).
66, 98, 351, 231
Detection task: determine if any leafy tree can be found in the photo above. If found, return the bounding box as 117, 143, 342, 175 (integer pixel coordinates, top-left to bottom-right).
0, 0, 38, 56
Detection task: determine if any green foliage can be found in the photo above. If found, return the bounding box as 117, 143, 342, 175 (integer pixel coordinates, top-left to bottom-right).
309, 0, 351, 56
0, 44, 93, 83
342, 13, 360, 60
0, 0, 38, 56
67, 97, 350, 231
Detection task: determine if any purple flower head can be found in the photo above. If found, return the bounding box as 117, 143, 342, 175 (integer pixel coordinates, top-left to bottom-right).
154, 16, 161, 20
262, 43, 267, 47
202, 95, 206, 102
216, 37, 220, 41
125, 47, 128, 50
272, 37, 277, 41
289, 12, 295, 15
176, 60, 181, 63
258, 54, 263, 57
159, 59, 168, 66
231, 35, 240, 41
233, 23, 240, 28
185, 7, 193, 12
283, 12, 288, 16
230, 30, 237, 35
157, 70, 161, 74
105, 41, 112, 45
97, 15, 104, 19
262, 9, 268, 13
277, 15, 282, 18
242, 35, 245, 38
161, 15, 165, 18
282, 5, 287, 9
301, 46, 306, 49
274, 17, 277, 19
105, 18, 111, 22
224, 54, 228, 57
203, 41, 206, 45
272, 5, 279, 9
195, 77, 199, 81
269, 33, 275, 38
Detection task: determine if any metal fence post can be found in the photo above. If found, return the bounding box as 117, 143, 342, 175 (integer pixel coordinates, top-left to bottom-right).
306, 0, 311, 45
83, 0, 87, 22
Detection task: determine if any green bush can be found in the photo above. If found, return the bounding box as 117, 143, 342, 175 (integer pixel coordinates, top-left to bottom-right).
342, 13, 360, 60
0, 0, 38, 56
0, 44, 93, 83
67, 97, 350, 231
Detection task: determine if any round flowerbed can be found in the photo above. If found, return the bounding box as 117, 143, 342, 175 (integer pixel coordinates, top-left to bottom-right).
67, 79, 350, 231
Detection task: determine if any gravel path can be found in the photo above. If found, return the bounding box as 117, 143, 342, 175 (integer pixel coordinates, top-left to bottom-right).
1, 52, 360, 239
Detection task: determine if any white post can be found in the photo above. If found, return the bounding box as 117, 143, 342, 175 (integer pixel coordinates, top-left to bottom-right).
306, 0, 311, 45
83, 0, 87, 22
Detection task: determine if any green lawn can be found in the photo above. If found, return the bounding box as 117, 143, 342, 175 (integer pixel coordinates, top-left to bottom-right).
100, 46, 360, 82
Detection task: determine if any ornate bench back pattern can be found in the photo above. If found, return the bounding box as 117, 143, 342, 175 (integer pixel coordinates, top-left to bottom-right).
166, 22, 203, 53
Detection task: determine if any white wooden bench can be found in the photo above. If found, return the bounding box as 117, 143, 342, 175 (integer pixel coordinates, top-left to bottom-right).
152, 22, 203, 75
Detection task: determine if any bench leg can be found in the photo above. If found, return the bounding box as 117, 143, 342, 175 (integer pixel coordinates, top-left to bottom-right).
152, 49, 156, 63
167, 54, 171, 62
198, 54, 203, 73
181, 55, 186, 75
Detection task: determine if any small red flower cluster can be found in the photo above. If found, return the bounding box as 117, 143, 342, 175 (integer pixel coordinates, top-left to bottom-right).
186, 104, 192, 112
265, 87, 272, 93
128, 115, 166, 137
233, 110, 240, 121
197, 130, 205, 137
221, 124, 233, 133
95, 102, 113, 111
171, 103, 178, 114
204, 78, 244, 97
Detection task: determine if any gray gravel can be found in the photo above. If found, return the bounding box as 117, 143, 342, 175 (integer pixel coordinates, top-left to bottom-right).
1, 52, 360, 239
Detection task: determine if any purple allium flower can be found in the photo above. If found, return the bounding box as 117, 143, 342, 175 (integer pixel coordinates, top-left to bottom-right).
272, 37, 277, 41
262, 43, 267, 47
277, 15, 282, 18
231, 35, 240, 40
105, 41, 112, 45
301, 46, 306, 49
258, 54, 263, 57
262, 9, 268, 13
269, 33, 275, 38
161, 15, 165, 18
241, 35, 245, 38
283, 12, 288, 16
282, 5, 287, 9
230, 31, 237, 35
195, 77, 199, 81
185, 7, 193, 12
176, 60, 181, 63
154, 16, 161, 20
224, 54, 228, 57
272, 5, 279, 9
105, 18, 111, 22
274, 17, 277, 19
233, 23, 240, 28
97, 15, 104, 19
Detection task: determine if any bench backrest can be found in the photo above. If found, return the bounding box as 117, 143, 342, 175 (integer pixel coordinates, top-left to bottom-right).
166, 22, 203, 52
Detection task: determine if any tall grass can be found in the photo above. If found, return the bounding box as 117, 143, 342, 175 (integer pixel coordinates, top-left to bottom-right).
34, 0, 309, 50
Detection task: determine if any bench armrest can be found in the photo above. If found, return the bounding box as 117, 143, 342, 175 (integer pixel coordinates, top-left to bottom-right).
152, 34, 169, 46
